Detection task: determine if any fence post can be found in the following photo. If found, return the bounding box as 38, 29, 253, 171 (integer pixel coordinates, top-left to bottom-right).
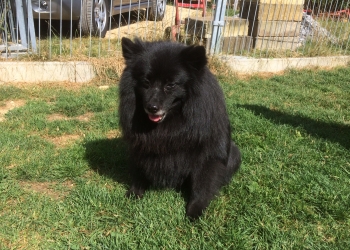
15, 0, 28, 47
209, 0, 227, 55
27, 0, 36, 53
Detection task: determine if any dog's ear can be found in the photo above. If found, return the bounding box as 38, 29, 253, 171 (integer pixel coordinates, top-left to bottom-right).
121, 37, 144, 61
180, 45, 207, 71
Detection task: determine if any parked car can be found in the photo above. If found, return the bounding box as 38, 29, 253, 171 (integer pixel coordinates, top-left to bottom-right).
31, 0, 167, 37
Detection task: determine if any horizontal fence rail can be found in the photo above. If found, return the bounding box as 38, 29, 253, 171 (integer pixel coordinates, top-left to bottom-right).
0, 0, 349, 60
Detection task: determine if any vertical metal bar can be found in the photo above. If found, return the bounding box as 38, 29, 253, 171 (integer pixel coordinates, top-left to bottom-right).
252, 0, 262, 57
98, 0, 101, 58
238, 6, 250, 56
343, 0, 350, 54
70, 0, 73, 58
337, 0, 349, 52
117, 0, 122, 41
16, 1, 19, 58
326, 0, 336, 51
279, 0, 289, 54
5, 0, 8, 58
126, 0, 131, 36
60, 0, 63, 56
301, 0, 314, 55
108, 0, 113, 52
210, 0, 227, 54
15, 0, 28, 47
246, 1, 258, 56
79, 0, 82, 50
281, 0, 295, 53
8, 1, 16, 42
183, 1, 193, 45
38, 0, 41, 56
258, 0, 273, 57
88, 0, 93, 58
289, 0, 301, 53
49, 0, 52, 59
145, 0, 150, 40
135, 0, 140, 38
330, 0, 340, 51
11, 0, 20, 59
217, 0, 228, 52
27, 0, 37, 53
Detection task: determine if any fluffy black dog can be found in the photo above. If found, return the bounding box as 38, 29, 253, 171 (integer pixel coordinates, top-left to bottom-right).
119, 37, 241, 219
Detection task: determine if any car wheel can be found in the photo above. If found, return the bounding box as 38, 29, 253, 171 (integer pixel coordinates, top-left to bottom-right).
148, 0, 167, 21
80, 0, 110, 37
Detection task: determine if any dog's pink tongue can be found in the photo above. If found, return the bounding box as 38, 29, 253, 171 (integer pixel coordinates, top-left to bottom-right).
148, 114, 162, 122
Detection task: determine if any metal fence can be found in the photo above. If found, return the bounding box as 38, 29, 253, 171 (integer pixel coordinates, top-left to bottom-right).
1, 0, 36, 58
1, 0, 349, 60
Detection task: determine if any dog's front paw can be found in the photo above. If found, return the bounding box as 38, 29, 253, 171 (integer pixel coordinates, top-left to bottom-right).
125, 186, 145, 199
186, 200, 207, 220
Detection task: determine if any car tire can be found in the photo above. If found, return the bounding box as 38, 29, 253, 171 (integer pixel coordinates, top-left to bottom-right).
148, 0, 167, 21
80, 0, 110, 37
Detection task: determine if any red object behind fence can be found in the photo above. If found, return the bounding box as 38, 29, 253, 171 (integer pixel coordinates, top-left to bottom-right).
175, 0, 207, 25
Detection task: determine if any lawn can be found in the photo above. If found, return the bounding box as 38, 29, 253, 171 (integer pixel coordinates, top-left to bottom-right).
0, 66, 349, 249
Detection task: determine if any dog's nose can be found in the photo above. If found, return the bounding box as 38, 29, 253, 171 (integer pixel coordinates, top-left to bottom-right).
147, 105, 159, 114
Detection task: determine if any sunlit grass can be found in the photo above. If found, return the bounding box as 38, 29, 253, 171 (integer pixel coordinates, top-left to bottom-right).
0, 65, 349, 249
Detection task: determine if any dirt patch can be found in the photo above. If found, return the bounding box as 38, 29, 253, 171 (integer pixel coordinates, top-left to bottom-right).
47, 112, 94, 122
234, 71, 288, 80
20, 180, 75, 200
46, 113, 69, 122
46, 134, 82, 148
5, 164, 17, 170
106, 129, 122, 139
0, 81, 97, 90
45, 113, 92, 147
75, 112, 94, 122
0, 100, 26, 122
98, 85, 111, 90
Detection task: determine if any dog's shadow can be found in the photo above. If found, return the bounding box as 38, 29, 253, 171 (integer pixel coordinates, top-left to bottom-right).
84, 137, 193, 203
239, 104, 350, 150
84, 138, 131, 186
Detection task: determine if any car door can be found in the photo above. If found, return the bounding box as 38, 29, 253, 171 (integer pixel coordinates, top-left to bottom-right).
111, 0, 146, 15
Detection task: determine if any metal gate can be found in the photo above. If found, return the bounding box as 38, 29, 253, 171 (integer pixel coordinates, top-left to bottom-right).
0, 0, 36, 58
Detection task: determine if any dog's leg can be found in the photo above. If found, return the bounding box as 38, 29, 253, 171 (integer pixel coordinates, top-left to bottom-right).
186, 161, 226, 220
224, 141, 241, 184
125, 172, 150, 199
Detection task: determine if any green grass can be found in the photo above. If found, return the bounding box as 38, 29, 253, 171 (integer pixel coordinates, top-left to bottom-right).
0, 67, 350, 249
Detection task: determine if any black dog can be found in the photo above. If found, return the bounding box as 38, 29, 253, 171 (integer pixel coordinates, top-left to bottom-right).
119, 37, 241, 219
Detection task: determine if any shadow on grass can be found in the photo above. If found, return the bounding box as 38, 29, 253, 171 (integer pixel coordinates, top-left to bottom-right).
240, 104, 350, 150
84, 137, 194, 203
84, 138, 131, 185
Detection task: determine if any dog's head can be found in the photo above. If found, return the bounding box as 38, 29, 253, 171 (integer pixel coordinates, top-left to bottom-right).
121, 37, 207, 123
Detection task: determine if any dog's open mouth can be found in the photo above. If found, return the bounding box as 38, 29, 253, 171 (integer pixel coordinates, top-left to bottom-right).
148, 113, 166, 123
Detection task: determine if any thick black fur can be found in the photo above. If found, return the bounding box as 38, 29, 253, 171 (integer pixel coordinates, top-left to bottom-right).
119, 37, 241, 219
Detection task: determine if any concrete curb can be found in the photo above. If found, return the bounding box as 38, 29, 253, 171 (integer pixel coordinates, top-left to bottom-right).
0, 61, 95, 84
0, 56, 349, 83
220, 56, 350, 74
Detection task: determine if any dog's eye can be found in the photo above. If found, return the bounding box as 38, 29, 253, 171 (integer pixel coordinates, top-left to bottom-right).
165, 83, 176, 91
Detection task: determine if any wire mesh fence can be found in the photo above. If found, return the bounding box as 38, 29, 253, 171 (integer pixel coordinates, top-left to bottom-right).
1, 0, 350, 60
